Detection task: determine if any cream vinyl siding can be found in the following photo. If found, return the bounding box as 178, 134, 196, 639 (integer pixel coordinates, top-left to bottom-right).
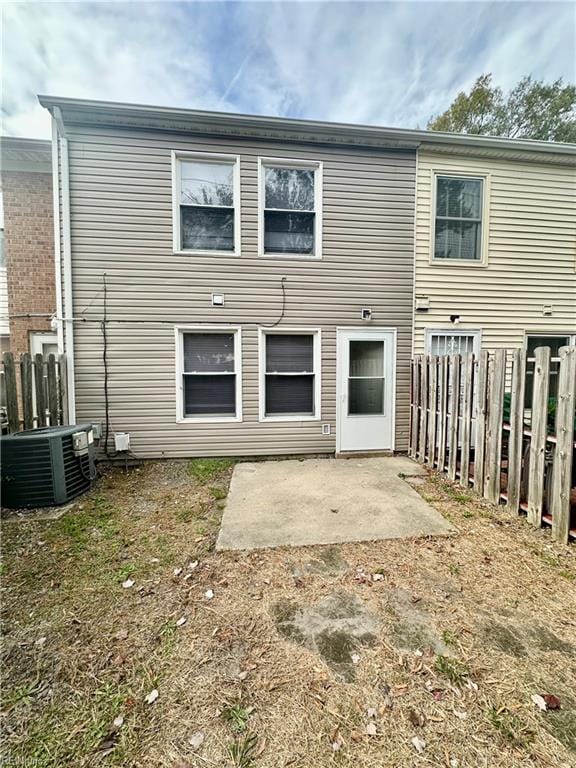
61, 126, 415, 457
414, 149, 576, 354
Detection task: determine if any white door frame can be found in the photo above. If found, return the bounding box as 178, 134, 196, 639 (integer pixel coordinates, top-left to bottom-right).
30, 331, 59, 358
336, 326, 397, 453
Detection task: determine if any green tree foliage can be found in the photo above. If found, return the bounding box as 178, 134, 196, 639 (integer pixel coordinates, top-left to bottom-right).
428, 74, 576, 142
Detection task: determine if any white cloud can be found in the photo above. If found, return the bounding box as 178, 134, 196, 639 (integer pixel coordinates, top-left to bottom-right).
2, 1, 574, 139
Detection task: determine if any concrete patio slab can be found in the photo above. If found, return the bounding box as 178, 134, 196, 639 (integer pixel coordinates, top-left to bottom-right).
216, 456, 456, 551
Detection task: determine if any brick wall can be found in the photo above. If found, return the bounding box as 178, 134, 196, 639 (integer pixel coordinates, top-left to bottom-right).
3, 170, 55, 357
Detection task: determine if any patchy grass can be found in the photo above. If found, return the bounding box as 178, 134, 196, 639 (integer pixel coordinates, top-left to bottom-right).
188, 457, 236, 483
1, 460, 575, 768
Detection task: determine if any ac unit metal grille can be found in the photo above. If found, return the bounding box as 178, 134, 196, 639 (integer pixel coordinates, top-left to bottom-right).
62, 436, 91, 498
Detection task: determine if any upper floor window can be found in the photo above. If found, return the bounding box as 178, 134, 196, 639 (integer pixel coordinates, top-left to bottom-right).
259, 159, 322, 259
433, 175, 484, 262
172, 153, 239, 254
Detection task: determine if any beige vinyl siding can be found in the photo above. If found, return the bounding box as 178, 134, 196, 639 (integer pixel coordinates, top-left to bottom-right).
63, 126, 415, 457
414, 149, 576, 354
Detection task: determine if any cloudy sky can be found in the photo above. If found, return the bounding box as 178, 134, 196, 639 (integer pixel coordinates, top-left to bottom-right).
2, 1, 575, 139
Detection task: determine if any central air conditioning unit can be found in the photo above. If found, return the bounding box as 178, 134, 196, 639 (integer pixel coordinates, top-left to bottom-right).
1, 424, 96, 508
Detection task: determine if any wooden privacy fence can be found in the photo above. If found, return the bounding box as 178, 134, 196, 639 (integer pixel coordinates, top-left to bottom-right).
1, 352, 69, 434
409, 346, 576, 545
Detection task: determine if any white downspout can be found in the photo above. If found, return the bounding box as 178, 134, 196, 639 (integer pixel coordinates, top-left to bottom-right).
53, 109, 76, 422
50, 117, 64, 352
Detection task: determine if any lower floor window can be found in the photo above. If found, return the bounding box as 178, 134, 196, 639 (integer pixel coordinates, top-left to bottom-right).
426, 330, 481, 356
180, 329, 240, 418
262, 331, 319, 418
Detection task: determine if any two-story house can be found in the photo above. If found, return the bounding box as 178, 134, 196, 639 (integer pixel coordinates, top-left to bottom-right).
38, 96, 576, 458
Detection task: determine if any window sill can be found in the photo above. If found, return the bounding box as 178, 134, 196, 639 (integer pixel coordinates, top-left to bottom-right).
174, 250, 239, 257
430, 258, 488, 268
259, 252, 322, 261
259, 415, 320, 423
177, 415, 242, 424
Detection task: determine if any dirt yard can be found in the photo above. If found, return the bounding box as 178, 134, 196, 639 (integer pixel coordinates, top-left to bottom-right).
1, 458, 575, 768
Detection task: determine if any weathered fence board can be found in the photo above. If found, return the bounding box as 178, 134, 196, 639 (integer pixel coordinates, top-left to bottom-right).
551, 346, 576, 542
507, 349, 526, 514
1, 351, 68, 433
447, 355, 460, 481
527, 346, 551, 527
459, 353, 474, 486
20, 353, 34, 431
427, 357, 438, 468
418, 356, 428, 463
437, 356, 448, 473
484, 349, 506, 504
409, 346, 575, 545
473, 351, 489, 494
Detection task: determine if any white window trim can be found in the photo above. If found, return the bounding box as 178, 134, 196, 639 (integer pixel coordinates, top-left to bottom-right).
430, 169, 490, 267
425, 328, 482, 356
174, 325, 242, 424
171, 151, 241, 257
257, 156, 323, 260
258, 327, 322, 422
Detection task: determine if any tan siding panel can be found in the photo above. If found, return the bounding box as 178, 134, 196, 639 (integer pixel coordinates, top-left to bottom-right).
66, 126, 415, 457
414, 151, 576, 354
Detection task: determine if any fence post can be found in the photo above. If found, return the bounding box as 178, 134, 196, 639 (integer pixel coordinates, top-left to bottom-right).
447, 355, 461, 481
59, 354, 69, 425
527, 346, 551, 527
418, 356, 428, 463
34, 354, 47, 427
3, 352, 19, 433
507, 349, 526, 514
47, 354, 59, 426
551, 346, 576, 543
484, 349, 506, 504
437, 356, 448, 472
427, 356, 438, 468
460, 353, 474, 486
474, 350, 489, 494
20, 353, 34, 431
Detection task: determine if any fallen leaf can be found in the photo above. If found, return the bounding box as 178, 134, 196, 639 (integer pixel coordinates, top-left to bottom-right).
367, 707, 377, 719
114, 629, 129, 641
188, 560, 199, 570
532, 694, 547, 711
350, 730, 362, 742
112, 716, 124, 729
173, 567, 182, 577
176, 617, 187, 627
351, 653, 361, 665
150, 557, 160, 563
453, 709, 467, 720
204, 589, 214, 600
237, 671, 248, 681
372, 573, 384, 582
331, 739, 343, 752
543, 694, 561, 710
411, 736, 426, 753
366, 722, 377, 736
122, 579, 134, 589
407, 709, 426, 727
35, 636, 47, 647
145, 689, 159, 705
189, 731, 205, 749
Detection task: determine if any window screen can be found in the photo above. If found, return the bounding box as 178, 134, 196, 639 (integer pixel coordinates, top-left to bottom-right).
179, 159, 235, 251
263, 166, 316, 255
182, 332, 236, 416
434, 176, 483, 261
264, 334, 315, 416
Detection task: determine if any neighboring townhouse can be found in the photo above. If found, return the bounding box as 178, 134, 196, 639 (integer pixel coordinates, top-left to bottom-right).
38, 96, 576, 458
413, 144, 576, 400
0, 137, 58, 359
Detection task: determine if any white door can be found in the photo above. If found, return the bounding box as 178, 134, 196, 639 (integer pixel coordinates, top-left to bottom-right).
337, 328, 396, 452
